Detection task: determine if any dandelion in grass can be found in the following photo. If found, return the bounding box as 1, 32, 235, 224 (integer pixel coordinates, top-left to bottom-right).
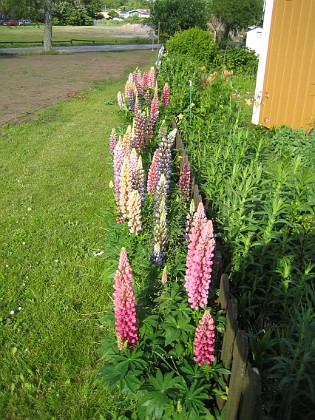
147, 149, 159, 194
162, 83, 169, 107
194, 310, 215, 365
179, 162, 191, 201
127, 190, 142, 235
109, 128, 118, 155
119, 156, 132, 220
184, 204, 215, 310
113, 247, 138, 349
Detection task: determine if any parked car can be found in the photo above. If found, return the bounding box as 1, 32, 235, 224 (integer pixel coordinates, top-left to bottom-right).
18, 19, 31, 26
4, 20, 17, 26
0, 19, 5, 25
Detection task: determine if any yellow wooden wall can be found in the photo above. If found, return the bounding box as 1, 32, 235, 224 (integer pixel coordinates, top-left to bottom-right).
259, 0, 315, 131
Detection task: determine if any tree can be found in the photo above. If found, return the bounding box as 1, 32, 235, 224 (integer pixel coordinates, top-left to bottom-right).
209, 0, 264, 39
148, 0, 209, 42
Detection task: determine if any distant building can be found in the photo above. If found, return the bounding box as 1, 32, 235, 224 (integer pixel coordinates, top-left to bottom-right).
246, 26, 263, 56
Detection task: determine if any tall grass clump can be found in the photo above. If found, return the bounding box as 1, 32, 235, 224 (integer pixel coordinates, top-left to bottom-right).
157, 48, 315, 419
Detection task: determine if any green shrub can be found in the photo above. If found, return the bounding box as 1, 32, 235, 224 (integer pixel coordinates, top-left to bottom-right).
166, 27, 218, 66
216, 46, 258, 73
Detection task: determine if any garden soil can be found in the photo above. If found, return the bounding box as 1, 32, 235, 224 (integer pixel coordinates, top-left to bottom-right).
0, 49, 154, 125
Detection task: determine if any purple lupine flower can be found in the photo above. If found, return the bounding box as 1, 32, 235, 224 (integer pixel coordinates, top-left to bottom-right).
135, 155, 146, 201
184, 216, 215, 310
133, 111, 146, 151
129, 148, 138, 190
144, 89, 151, 107
119, 156, 131, 220
147, 149, 159, 194
109, 128, 118, 156
194, 310, 215, 365
179, 162, 191, 201
151, 174, 168, 265
113, 247, 138, 349
128, 87, 135, 111
146, 113, 159, 141
113, 139, 125, 206
184, 200, 196, 245
156, 128, 177, 191
150, 86, 159, 117
162, 83, 169, 107
127, 190, 142, 235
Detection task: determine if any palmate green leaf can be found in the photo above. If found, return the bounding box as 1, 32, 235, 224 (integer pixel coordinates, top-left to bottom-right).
121, 371, 144, 395
138, 391, 169, 419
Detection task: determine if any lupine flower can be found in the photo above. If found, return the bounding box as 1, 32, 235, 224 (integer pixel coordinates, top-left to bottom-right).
128, 88, 135, 111
132, 111, 146, 151
157, 139, 172, 188
150, 86, 159, 117
113, 247, 138, 349
113, 140, 125, 205
109, 128, 118, 156
144, 89, 151, 106
147, 149, 159, 194
141, 70, 149, 89
162, 83, 169, 107
122, 125, 132, 156
125, 76, 134, 97
148, 66, 156, 89
193, 310, 215, 365
129, 148, 139, 190
117, 91, 125, 110
151, 174, 168, 265
134, 96, 141, 114
179, 162, 191, 201
146, 113, 159, 140
119, 156, 132, 219
161, 265, 167, 285
127, 189, 142, 234
184, 200, 196, 245
184, 214, 215, 310
135, 155, 146, 201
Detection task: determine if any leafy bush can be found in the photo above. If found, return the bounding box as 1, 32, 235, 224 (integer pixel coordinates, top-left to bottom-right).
216, 46, 258, 73
166, 28, 218, 66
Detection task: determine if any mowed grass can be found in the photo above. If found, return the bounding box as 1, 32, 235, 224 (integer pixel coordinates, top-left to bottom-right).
0, 53, 154, 418
0, 24, 151, 47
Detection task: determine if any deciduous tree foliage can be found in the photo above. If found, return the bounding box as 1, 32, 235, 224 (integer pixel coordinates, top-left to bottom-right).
149, 0, 209, 42
209, 0, 264, 39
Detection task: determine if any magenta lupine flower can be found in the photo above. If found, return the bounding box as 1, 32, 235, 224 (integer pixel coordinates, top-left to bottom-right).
109, 128, 118, 156
127, 189, 142, 235
162, 83, 169, 107
179, 162, 191, 201
113, 247, 138, 349
147, 149, 159, 194
148, 66, 156, 89
151, 174, 168, 265
119, 156, 132, 220
117, 91, 125, 110
141, 70, 149, 89
193, 310, 215, 365
132, 111, 146, 151
184, 218, 215, 310
150, 86, 159, 117
113, 140, 125, 205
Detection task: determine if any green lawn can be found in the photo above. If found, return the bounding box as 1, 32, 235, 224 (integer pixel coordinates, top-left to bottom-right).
0, 24, 151, 47
0, 55, 154, 417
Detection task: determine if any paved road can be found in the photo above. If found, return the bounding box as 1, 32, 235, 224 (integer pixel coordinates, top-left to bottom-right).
0, 44, 156, 54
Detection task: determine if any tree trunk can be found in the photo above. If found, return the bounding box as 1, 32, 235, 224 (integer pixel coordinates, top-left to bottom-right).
43, 0, 52, 51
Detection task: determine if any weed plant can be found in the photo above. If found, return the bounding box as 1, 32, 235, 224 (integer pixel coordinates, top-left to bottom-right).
157, 52, 315, 419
